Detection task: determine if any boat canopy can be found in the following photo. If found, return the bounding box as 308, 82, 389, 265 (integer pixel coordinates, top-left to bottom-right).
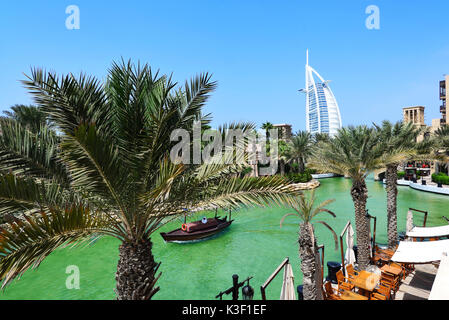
391, 239, 449, 264
406, 224, 449, 239
429, 254, 449, 300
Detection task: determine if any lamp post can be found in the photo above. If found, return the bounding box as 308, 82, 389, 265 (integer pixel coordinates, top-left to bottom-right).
242, 279, 254, 300
216, 275, 254, 300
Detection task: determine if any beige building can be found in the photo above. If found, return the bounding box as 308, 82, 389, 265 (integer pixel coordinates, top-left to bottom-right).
402, 106, 430, 142
403, 106, 427, 129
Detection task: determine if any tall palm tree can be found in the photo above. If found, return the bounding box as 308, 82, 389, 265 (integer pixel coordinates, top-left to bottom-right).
261, 121, 274, 139
374, 121, 421, 248
313, 132, 330, 144
280, 190, 338, 300
434, 125, 449, 174
309, 126, 384, 269
3, 104, 50, 133
287, 131, 313, 173
0, 60, 299, 299
278, 140, 291, 175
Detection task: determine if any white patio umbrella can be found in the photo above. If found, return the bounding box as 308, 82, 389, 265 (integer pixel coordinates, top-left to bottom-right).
345, 224, 356, 266
406, 210, 414, 241
280, 262, 296, 300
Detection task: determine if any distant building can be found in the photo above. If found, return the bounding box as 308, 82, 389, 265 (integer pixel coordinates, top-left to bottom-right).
439, 75, 449, 125
403, 106, 426, 128
273, 124, 292, 140
431, 75, 449, 131
402, 106, 431, 142
300, 50, 342, 137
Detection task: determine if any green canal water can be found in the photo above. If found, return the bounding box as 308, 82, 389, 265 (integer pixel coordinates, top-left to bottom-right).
0, 176, 447, 300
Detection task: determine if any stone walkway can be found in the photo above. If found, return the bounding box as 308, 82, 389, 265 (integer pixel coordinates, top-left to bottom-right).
395, 264, 438, 300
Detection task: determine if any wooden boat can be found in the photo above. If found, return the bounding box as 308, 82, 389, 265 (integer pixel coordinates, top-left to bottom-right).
160, 216, 233, 243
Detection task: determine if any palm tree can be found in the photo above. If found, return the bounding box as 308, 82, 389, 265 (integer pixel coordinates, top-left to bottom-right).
434, 125, 449, 174
3, 104, 50, 133
280, 190, 338, 300
313, 132, 330, 144
374, 121, 421, 248
287, 131, 313, 173
309, 126, 383, 269
278, 140, 291, 175
261, 121, 274, 139
0, 60, 299, 299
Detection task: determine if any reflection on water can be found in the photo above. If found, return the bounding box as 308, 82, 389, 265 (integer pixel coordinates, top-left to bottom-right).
1, 176, 447, 300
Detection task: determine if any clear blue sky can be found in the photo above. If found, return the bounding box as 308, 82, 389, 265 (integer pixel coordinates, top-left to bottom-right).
1, 0, 448, 131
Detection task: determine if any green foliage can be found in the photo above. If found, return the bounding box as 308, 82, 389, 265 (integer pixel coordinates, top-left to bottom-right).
432, 172, 449, 185
287, 171, 312, 183
0, 60, 300, 290
3, 104, 51, 133
240, 166, 253, 176
397, 171, 405, 179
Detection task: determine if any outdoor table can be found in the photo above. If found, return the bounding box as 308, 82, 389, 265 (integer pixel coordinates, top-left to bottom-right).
372, 254, 390, 266
340, 290, 368, 300
351, 270, 381, 299
380, 265, 402, 277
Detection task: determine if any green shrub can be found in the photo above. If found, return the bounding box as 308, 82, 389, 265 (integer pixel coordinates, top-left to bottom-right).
287, 172, 312, 183
240, 166, 253, 177
432, 172, 449, 185
397, 171, 405, 179
289, 163, 299, 173
304, 168, 317, 174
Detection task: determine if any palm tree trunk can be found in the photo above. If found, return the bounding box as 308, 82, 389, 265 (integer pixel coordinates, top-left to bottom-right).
350, 179, 371, 269
116, 239, 161, 300
298, 158, 305, 173
386, 164, 398, 248
299, 222, 319, 300
280, 159, 285, 175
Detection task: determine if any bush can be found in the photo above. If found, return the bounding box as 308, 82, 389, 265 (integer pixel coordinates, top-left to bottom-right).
240, 166, 253, 177
432, 172, 449, 185
287, 172, 312, 183
304, 168, 317, 174
397, 171, 405, 179
289, 163, 299, 173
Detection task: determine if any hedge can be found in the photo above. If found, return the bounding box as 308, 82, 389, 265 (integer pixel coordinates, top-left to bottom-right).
432, 172, 449, 185
287, 171, 312, 183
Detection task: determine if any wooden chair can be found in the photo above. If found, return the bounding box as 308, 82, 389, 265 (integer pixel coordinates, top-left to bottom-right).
346, 264, 358, 279
324, 281, 342, 300
336, 269, 355, 293
380, 272, 399, 293
371, 292, 387, 300
374, 283, 391, 300
389, 262, 407, 280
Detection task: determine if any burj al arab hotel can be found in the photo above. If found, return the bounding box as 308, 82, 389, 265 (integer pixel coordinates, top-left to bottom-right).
300, 50, 342, 136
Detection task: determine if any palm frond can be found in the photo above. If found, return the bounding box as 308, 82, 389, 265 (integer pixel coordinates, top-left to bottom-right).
314, 220, 338, 250
0, 204, 112, 288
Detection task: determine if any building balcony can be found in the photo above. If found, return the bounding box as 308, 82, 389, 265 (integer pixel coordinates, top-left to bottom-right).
441, 105, 446, 113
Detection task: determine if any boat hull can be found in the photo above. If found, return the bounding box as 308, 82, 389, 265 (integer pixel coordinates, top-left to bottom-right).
160, 218, 233, 242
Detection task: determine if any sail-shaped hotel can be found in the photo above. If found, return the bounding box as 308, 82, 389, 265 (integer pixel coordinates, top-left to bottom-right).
300, 50, 342, 136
